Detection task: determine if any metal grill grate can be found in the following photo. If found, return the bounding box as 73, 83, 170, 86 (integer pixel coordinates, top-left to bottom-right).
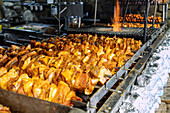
66, 26, 161, 41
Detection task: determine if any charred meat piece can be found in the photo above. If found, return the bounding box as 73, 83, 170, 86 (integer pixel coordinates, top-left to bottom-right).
0, 34, 142, 106
0, 55, 9, 67
0, 104, 11, 113
0, 68, 19, 90
0, 67, 7, 77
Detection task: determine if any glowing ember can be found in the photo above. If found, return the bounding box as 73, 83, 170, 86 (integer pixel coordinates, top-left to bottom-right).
112, 0, 121, 31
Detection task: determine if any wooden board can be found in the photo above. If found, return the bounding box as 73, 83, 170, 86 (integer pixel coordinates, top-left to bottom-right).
156, 74, 170, 113
155, 102, 167, 113
162, 75, 170, 103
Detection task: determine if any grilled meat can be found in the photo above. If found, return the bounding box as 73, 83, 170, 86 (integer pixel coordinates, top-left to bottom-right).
106, 22, 160, 28
0, 34, 142, 106
106, 14, 161, 28
113, 14, 162, 23
0, 104, 11, 113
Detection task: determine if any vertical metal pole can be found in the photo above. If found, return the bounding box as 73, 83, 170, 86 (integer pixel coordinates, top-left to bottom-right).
94, 0, 98, 25
122, 0, 129, 26
162, 4, 165, 21
120, 0, 123, 17
165, 2, 168, 19
152, 0, 158, 28
0, 0, 3, 19
124, 70, 128, 78
58, 0, 61, 34
78, 17, 81, 28
0, 0, 5, 19
143, 0, 150, 43
65, 17, 68, 30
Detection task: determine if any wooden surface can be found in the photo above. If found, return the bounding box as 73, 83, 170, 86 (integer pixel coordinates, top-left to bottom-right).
155, 102, 167, 113
156, 74, 170, 113
161, 74, 170, 103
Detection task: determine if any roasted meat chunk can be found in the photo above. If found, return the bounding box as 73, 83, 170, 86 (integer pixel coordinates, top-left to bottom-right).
0, 34, 142, 106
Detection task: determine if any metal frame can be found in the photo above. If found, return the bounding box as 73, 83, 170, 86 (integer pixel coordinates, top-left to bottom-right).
97, 26, 168, 113
143, 0, 150, 43
0, 27, 162, 113
121, 0, 129, 26
94, 0, 98, 25
98, 53, 151, 113
87, 35, 150, 113
165, 2, 168, 20
0, 88, 86, 113
120, 0, 169, 43
162, 4, 165, 22
0, 32, 149, 113
87, 20, 167, 113
0, 1, 169, 113
0, 22, 168, 113
152, 0, 158, 28
66, 26, 163, 42
120, 0, 151, 43
52, 0, 67, 34
161, 2, 169, 22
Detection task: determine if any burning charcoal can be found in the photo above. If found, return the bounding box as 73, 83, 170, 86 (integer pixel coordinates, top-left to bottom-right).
137, 75, 151, 87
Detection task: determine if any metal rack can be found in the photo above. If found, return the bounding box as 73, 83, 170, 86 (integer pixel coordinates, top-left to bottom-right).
88, 39, 149, 113
97, 23, 168, 113
121, 0, 169, 43
66, 24, 167, 42
0, 1, 169, 113
92, 0, 168, 43
0, 27, 166, 113
0, 36, 151, 113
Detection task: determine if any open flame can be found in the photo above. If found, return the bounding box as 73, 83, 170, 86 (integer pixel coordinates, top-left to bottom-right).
112, 0, 121, 31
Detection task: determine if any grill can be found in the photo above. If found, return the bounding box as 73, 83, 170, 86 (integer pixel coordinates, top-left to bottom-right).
66, 23, 167, 42
0, 37, 147, 113
0, 24, 168, 113
67, 27, 141, 36
0, 0, 169, 111
0, 10, 168, 112
1, 21, 167, 47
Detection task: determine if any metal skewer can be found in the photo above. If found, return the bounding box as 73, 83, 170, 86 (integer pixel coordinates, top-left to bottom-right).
106, 88, 122, 94
114, 77, 124, 80
94, 0, 98, 25
152, 0, 158, 28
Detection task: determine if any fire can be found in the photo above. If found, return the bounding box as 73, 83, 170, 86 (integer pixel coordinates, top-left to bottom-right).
112, 0, 121, 31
